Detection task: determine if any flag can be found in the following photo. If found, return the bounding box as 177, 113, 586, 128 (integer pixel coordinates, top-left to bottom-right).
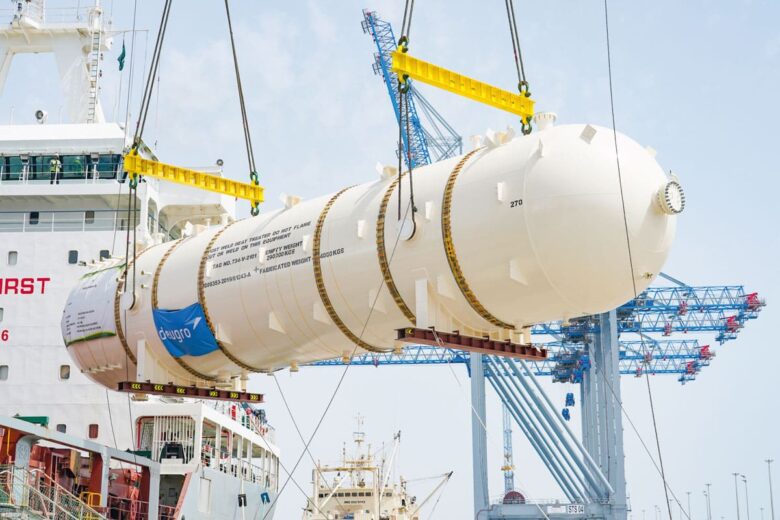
117, 41, 126, 71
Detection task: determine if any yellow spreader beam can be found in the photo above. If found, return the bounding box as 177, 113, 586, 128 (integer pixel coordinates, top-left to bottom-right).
391, 49, 535, 122
123, 153, 264, 206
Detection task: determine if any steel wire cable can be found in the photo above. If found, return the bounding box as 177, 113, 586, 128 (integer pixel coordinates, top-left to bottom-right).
258, 196, 417, 520
132, 0, 172, 148
397, 91, 404, 219
396, 0, 417, 220
400, 0, 415, 41
241, 408, 330, 519
587, 325, 692, 520
270, 373, 348, 515
224, 0, 258, 178
602, 1, 673, 518
504, 0, 527, 86
429, 330, 553, 520
122, 0, 139, 142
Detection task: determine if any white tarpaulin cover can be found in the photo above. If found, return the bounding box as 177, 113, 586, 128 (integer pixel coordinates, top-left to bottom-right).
61, 264, 121, 345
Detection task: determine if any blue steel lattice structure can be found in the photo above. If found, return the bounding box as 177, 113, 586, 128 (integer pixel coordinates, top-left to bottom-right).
361, 10, 462, 169
355, 11, 764, 517
308, 281, 764, 382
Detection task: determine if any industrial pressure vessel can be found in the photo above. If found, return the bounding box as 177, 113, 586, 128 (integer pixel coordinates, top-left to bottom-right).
62, 120, 685, 389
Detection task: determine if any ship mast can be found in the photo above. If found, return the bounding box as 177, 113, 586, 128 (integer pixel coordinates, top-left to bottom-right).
0, 0, 109, 123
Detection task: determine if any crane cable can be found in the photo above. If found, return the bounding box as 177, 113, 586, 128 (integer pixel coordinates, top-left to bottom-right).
224, 0, 261, 216
396, 0, 417, 221
128, 0, 261, 217
259, 197, 417, 520
504, 0, 532, 134
130, 0, 172, 154
603, 1, 673, 518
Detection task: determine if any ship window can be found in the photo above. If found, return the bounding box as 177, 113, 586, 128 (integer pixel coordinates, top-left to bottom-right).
0, 308, 3, 322
85, 210, 95, 224
7, 251, 17, 265
96, 154, 120, 179
68, 250, 78, 264
100, 249, 110, 260
59, 365, 71, 380
29, 212, 39, 225
88, 424, 99, 439
56, 424, 66, 433
62, 155, 86, 178
7, 156, 24, 177
0, 365, 7, 381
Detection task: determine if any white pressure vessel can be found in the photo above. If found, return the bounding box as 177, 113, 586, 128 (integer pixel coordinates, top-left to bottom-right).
62, 121, 684, 389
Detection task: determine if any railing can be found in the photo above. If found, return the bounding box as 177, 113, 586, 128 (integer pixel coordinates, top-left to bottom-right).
204, 446, 277, 490
106, 495, 176, 520
202, 400, 277, 444
0, 209, 140, 233
0, 465, 106, 519
490, 495, 610, 506
0, 158, 122, 184
1, 5, 98, 25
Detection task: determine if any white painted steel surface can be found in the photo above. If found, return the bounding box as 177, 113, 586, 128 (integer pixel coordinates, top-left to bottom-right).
64, 124, 682, 388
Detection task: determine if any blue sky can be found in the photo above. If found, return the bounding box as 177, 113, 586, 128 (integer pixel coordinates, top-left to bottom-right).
3, 1, 779, 518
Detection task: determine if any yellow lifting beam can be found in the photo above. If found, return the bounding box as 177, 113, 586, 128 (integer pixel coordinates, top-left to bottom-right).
123, 153, 264, 207
391, 48, 535, 123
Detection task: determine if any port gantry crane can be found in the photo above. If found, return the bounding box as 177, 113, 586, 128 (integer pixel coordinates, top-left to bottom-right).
306, 11, 768, 520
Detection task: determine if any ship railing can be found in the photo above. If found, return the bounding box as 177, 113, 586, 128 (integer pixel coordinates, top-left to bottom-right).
200, 399, 276, 444
0, 465, 106, 519
106, 495, 176, 520
0, 166, 120, 185
210, 451, 276, 490
490, 494, 612, 506
0, 209, 140, 233
0, 4, 96, 24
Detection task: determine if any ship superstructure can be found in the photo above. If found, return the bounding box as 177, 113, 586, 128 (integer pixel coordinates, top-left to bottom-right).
302, 418, 451, 520
0, 2, 279, 518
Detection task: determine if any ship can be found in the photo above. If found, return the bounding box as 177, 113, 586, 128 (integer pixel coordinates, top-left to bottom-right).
301, 417, 451, 520
0, 2, 279, 518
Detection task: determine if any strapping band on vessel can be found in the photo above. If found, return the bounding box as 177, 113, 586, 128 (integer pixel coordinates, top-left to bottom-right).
197, 221, 262, 373
113, 244, 164, 366
441, 148, 515, 330
376, 174, 416, 324
151, 237, 217, 382
314, 187, 386, 353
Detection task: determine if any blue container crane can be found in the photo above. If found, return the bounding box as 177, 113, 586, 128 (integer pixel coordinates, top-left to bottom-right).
361, 10, 462, 169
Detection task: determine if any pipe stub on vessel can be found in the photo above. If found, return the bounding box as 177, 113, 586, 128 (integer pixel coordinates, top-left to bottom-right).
657, 180, 686, 215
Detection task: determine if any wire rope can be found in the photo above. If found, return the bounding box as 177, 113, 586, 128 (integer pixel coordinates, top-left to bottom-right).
270, 373, 348, 514
131, 0, 172, 148
258, 196, 416, 520
602, 2, 673, 518
224, 0, 257, 176
504, 0, 531, 134
122, 0, 139, 143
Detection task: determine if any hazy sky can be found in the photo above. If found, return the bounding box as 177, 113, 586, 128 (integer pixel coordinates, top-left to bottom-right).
3, 1, 779, 519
